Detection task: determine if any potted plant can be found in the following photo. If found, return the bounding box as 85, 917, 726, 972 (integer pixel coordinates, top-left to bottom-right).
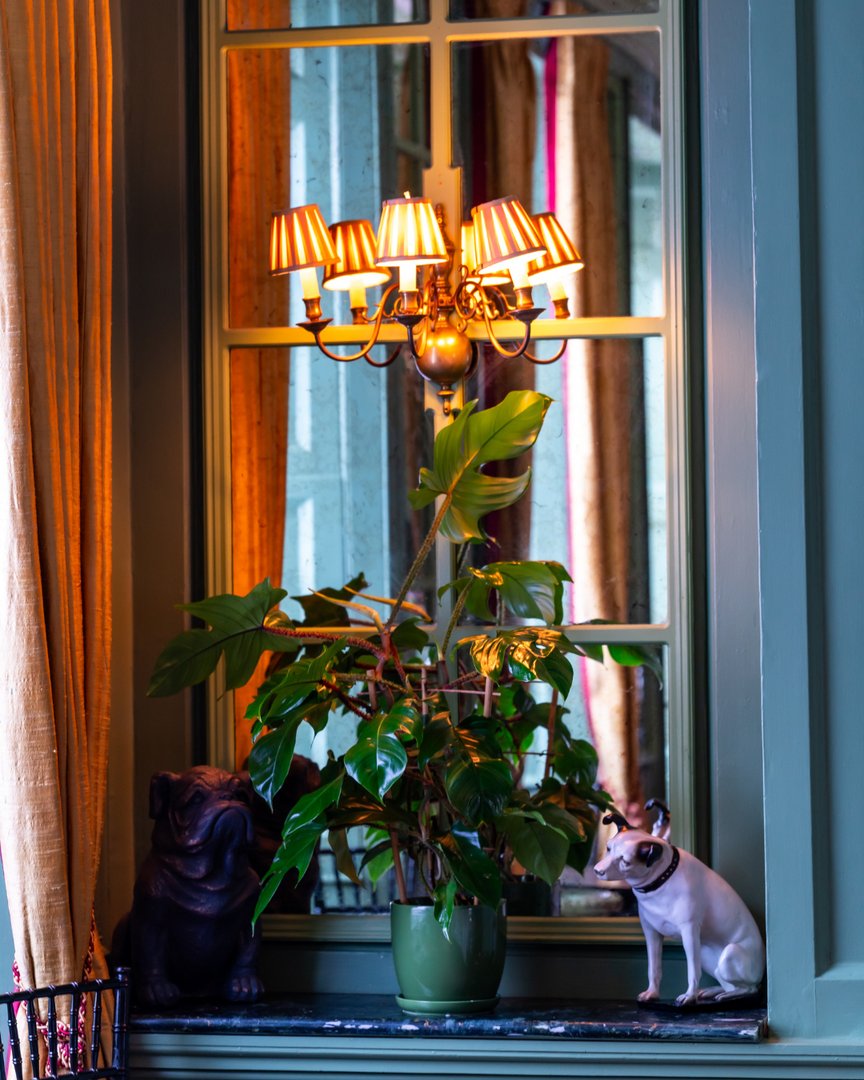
148, 390, 659, 1013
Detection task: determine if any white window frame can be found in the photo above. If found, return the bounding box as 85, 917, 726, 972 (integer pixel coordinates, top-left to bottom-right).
199, 0, 692, 945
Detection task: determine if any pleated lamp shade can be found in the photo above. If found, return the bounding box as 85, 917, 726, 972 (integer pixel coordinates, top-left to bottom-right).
460, 220, 509, 285
269, 205, 337, 275
375, 197, 447, 266
471, 196, 545, 276
527, 212, 584, 283
323, 219, 391, 291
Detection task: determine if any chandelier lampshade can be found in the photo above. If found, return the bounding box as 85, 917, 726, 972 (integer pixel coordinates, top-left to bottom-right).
323, 219, 391, 291
471, 196, 545, 281
527, 212, 584, 283
269, 204, 338, 275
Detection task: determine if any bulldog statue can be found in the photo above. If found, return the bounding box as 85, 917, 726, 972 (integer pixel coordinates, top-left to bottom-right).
112, 766, 264, 1008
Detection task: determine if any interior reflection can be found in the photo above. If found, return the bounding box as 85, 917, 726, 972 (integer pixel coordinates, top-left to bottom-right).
226, 11, 666, 915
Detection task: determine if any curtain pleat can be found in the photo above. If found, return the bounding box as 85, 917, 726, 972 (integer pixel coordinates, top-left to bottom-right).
227, 0, 291, 767
0, 0, 113, 1011
552, 29, 646, 822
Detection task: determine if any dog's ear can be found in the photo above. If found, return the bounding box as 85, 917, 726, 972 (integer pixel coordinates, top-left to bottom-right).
149, 771, 179, 820
638, 841, 664, 868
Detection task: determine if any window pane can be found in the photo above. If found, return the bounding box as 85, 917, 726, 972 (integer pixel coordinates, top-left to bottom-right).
449, 0, 659, 18
227, 0, 428, 32
462, 337, 667, 625
452, 32, 662, 317
229, 346, 434, 609
227, 43, 429, 327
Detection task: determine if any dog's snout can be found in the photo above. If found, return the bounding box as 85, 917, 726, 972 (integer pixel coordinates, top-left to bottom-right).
594, 855, 612, 879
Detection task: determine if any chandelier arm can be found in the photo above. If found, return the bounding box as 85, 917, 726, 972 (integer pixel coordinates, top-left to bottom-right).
365, 342, 404, 369
305, 284, 399, 363
481, 302, 533, 360
523, 340, 568, 365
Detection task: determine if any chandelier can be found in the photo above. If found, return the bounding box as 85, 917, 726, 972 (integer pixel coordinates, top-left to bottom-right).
269, 194, 583, 413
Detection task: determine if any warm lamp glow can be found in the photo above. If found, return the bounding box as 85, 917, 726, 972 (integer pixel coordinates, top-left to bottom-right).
527, 212, 584, 283
269, 205, 337, 275
461, 220, 509, 285
472, 197, 545, 277
376, 197, 447, 267
323, 219, 391, 292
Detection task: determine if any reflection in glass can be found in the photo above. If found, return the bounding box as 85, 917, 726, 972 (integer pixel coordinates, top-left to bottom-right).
227, 0, 428, 32
452, 31, 661, 318
227, 43, 428, 327
450, 0, 658, 17
463, 338, 667, 625
229, 346, 433, 766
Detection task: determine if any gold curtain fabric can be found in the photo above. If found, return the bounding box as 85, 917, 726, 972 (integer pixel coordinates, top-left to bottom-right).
553, 32, 646, 821
227, 7, 292, 767
0, 0, 113, 1000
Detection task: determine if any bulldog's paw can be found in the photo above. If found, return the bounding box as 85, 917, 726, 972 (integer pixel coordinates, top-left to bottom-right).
674, 989, 700, 1007
224, 971, 264, 1002
139, 977, 181, 1009
637, 988, 660, 1003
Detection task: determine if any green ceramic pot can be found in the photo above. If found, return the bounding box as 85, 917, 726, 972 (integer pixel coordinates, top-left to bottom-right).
390, 899, 506, 1014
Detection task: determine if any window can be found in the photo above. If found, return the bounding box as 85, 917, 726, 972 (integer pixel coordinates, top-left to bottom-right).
200, 0, 691, 936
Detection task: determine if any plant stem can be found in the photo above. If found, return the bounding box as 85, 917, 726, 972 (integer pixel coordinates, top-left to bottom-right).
385, 495, 451, 630
320, 680, 375, 722
441, 581, 470, 660
543, 688, 559, 781
390, 829, 408, 904
483, 675, 494, 718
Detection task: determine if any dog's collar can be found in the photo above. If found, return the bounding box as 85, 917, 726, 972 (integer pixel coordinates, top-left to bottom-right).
634, 845, 680, 894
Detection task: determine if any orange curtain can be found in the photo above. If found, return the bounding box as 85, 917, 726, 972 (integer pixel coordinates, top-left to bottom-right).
553, 29, 646, 821
226, 8, 292, 766
0, 0, 113, 1002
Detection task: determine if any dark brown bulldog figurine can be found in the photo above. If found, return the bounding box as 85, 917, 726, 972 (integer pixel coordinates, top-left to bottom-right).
113, 766, 264, 1008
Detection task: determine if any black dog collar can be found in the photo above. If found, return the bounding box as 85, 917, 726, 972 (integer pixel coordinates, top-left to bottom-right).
634, 845, 680, 894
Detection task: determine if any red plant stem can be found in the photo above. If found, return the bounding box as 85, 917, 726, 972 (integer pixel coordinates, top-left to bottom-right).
265, 625, 387, 659
320, 680, 375, 722
543, 688, 559, 780
385, 495, 451, 630
390, 829, 408, 904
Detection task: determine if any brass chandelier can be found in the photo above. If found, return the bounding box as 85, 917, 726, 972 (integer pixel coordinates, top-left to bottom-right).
269, 194, 584, 413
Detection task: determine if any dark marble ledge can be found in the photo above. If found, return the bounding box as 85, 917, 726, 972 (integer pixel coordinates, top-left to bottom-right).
130, 994, 767, 1043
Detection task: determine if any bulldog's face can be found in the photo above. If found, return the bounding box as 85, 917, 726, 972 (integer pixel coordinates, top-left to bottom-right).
149, 766, 255, 859
594, 829, 665, 887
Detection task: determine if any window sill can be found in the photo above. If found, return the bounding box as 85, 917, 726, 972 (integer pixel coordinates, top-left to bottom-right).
130, 993, 766, 1044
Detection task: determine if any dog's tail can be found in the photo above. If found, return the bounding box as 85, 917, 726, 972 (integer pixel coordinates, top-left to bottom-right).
645, 798, 671, 840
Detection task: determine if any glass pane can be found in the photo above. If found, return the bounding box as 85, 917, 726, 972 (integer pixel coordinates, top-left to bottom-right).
227, 43, 429, 327
230, 346, 434, 609
462, 337, 667, 625
228, 0, 428, 32
449, 0, 659, 18
452, 32, 662, 317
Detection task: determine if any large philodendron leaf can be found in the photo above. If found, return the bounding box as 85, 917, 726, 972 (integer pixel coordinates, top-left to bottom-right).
444, 752, 513, 824
148, 579, 296, 696
462, 627, 578, 698
253, 819, 326, 922
499, 810, 570, 886
344, 707, 411, 801
408, 391, 551, 543
442, 561, 571, 624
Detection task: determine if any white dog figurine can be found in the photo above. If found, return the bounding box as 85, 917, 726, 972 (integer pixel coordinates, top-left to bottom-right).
594, 804, 764, 1006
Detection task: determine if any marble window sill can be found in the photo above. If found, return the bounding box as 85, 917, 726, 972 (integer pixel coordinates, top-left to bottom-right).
130, 994, 767, 1043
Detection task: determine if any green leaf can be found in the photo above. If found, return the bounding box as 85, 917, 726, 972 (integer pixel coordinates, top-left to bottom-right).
464, 561, 571, 624
409, 391, 551, 543
147, 579, 295, 696
345, 710, 409, 800
417, 717, 453, 768
462, 627, 576, 696
359, 838, 394, 886
248, 722, 303, 806
292, 573, 368, 626
282, 773, 344, 837
444, 754, 513, 824
432, 878, 458, 935
608, 643, 664, 687
501, 811, 570, 886
328, 827, 363, 886
253, 820, 325, 922
442, 828, 502, 908
390, 618, 431, 653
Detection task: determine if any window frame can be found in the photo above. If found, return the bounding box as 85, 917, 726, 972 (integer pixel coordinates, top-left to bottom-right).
199, 0, 693, 944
